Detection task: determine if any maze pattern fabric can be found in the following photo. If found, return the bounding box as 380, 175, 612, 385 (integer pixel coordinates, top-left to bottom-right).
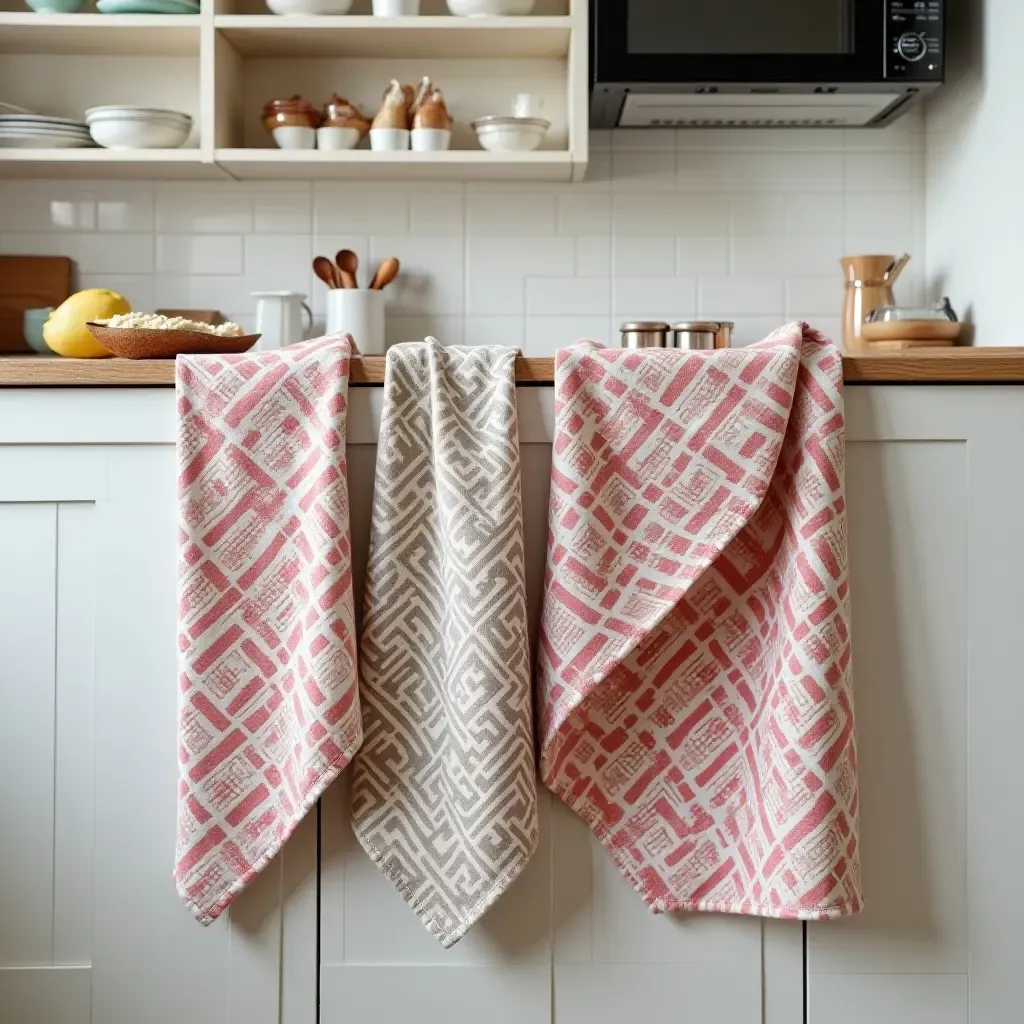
537, 323, 861, 920
351, 340, 538, 948
175, 334, 360, 925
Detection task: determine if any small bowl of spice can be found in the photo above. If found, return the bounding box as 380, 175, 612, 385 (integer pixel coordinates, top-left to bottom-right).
87, 312, 259, 359
262, 96, 320, 150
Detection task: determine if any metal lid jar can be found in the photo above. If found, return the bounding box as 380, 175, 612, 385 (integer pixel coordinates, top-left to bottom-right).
670, 322, 720, 350
620, 321, 669, 348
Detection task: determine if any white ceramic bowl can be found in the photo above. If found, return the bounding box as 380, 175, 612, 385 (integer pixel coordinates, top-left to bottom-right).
273, 125, 317, 150
472, 116, 549, 152
369, 127, 410, 151
85, 105, 191, 124
317, 126, 361, 150
446, 0, 533, 14
372, 0, 419, 13
86, 111, 192, 150
265, 0, 353, 13
411, 127, 451, 152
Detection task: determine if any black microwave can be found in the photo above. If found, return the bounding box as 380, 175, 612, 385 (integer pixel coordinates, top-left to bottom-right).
591, 0, 944, 128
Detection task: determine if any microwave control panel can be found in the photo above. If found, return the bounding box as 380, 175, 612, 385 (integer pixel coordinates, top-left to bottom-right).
887, 0, 943, 80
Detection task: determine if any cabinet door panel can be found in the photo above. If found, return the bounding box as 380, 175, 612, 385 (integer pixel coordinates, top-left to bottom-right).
0, 415, 316, 1024
320, 413, 791, 1024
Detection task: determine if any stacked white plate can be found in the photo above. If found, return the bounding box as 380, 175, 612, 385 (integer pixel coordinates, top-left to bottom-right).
0, 114, 95, 149
85, 106, 193, 149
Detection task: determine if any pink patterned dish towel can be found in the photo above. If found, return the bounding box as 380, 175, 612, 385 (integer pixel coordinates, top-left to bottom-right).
537, 323, 862, 920
174, 333, 361, 924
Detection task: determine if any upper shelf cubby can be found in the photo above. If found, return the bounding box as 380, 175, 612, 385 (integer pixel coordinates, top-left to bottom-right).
0, 0, 587, 180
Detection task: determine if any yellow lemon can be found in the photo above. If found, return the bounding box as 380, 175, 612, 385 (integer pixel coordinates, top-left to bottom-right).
43, 288, 131, 358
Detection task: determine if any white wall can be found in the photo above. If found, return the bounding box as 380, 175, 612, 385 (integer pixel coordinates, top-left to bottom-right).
925, 0, 1017, 344
0, 120, 926, 354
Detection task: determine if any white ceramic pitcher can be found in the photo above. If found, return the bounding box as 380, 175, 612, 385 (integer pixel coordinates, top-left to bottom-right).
252, 291, 313, 351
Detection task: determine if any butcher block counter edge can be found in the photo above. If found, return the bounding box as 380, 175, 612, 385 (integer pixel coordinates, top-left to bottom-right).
3, 349, 1024, 386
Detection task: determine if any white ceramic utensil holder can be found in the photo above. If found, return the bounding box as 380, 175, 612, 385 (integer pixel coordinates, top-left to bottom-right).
326, 289, 386, 355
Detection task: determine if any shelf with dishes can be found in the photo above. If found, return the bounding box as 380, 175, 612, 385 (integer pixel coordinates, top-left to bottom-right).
0, 0, 586, 180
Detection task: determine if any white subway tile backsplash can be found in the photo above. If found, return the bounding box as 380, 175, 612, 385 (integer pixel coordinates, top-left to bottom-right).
526, 277, 610, 316
785, 193, 845, 238
157, 234, 243, 276
0, 185, 96, 232
253, 187, 311, 234
314, 187, 409, 235
676, 237, 729, 276
729, 195, 786, 237
611, 151, 677, 192
731, 236, 841, 278
612, 236, 676, 278
786, 277, 842, 318
844, 150, 917, 192
244, 234, 313, 295
9, 124, 922, 350
558, 194, 611, 235
466, 193, 558, 236
613, 278, 697, 318
525, 316, 611, 356
464, 316, 525, 348
370, 236, 464, 316
613, 193, 730, 237
409, 192, 465, 236
699, 277, 784, 316
386, 315, 464, 348
74, 233, 154, 274
575, 236, 611, 277
155, 186, 252, 234
98, 195, 154, 233
466, 236, 574, 315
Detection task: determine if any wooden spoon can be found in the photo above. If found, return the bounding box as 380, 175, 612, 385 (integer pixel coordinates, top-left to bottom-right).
313, 255, 340, 289
369, 257, 400, 291
335, 249, 359, 290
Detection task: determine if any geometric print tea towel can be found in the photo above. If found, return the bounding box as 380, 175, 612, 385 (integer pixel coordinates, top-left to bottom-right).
537, 323, 862, 920
351, 339, 538, 947
175, 333, 361, 925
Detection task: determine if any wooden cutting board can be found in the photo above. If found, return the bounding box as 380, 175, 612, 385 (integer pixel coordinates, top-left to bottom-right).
0, 255, 73, 353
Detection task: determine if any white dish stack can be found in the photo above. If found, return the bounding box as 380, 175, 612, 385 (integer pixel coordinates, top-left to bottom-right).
85, 106, 193, 149
0, 114, 94, 149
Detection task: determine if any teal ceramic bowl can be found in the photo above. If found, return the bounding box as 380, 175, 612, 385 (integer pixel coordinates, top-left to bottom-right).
23, 308, 55, 355
25, 0, 86, 11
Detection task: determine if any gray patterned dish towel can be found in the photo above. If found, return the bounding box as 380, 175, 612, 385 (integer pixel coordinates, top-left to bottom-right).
351, 339, 538, 947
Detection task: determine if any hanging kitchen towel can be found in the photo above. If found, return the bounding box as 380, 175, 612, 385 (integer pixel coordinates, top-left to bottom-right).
175, 333, 360, 924
351, 339, 538, 948
537, 322, 861, 920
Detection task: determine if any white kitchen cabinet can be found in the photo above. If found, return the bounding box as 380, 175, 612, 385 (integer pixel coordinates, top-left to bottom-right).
1, 382, 1019, 1024
0, 392, 315, 1024
807, 386, 1024, 1024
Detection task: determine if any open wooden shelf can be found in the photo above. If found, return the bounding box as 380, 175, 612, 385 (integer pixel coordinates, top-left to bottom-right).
214, 15, 572, 58
0, 148, 221, 179
0, 3, 588, 181
215, 147, 574, 180
0, 13, 200, 56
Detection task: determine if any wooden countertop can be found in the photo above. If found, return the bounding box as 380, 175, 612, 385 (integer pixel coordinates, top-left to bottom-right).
4, 349, 1024, 386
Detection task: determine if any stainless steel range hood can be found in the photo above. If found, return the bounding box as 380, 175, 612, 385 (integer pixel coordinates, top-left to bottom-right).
593, 87, 929, 129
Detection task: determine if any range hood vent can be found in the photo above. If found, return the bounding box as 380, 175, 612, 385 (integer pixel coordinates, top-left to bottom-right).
618, 92, 900, 128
